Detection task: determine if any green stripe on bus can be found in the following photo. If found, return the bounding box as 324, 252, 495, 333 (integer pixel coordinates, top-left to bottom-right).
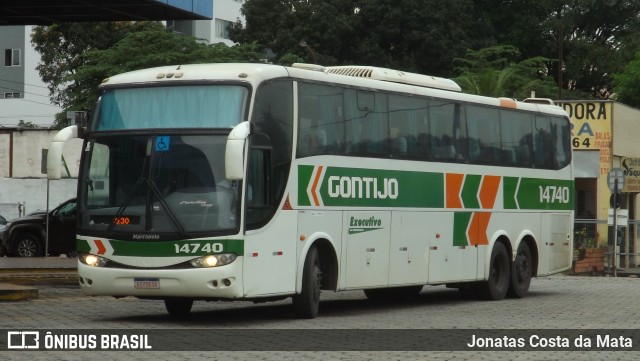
316, 166, 444, 208
503, 177, 519, 210
298, 165, 573, 211
298, 165, 314, 206
77, 238, 244, 257
503, 177, 574, 210
77, 239, 90, 253
461, 174, 481, 208
453, 212, 472, 246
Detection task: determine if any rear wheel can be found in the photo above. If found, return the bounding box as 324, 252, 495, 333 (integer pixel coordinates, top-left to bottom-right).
479, 242, 510, 300
15, 234, 42, 257
164, 299, 193, 316
508, 242, 532, 298
293, 246, 322, 318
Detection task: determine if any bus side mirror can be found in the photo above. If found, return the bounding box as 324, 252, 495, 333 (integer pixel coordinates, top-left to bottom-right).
47, 125, 79, 180
225, 121, 251, 180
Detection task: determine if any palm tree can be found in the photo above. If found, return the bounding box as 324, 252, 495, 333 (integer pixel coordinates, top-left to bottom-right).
454, 45, 558, 99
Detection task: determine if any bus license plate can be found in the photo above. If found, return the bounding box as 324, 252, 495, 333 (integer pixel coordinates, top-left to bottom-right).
134, 278, 160, 289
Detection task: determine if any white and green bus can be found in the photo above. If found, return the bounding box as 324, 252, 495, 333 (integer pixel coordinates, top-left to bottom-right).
48, 63, 573, 318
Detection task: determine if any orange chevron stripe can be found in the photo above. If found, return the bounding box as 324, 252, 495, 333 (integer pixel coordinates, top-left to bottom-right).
446, 173, 464, 208
311, 165, 323, 206
479, 175, 501, 209
467, 212, 491, 245
95, 239, 106, 255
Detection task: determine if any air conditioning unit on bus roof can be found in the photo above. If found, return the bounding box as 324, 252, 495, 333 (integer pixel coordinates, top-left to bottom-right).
291, 63, 461, 92
327, 65, 461, 92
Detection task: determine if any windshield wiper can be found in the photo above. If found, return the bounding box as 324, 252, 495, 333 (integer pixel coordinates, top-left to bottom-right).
146, 178, 186, 236
106, 136, 186, 237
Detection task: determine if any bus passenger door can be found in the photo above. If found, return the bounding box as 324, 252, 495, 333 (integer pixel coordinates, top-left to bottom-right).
388, 212, 430, 285
343, 211, 391, 289
428, 212, 478, 284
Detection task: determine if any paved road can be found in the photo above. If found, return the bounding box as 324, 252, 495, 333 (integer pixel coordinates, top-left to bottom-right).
1, 274, 640, 360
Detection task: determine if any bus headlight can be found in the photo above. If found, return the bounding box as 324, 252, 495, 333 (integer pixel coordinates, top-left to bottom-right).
189, 253, 237, 268
80, 254, 109, 267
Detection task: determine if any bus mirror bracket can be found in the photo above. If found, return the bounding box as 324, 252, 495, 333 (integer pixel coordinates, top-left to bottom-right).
225, 121, 251, 180
47, 125, 79, 180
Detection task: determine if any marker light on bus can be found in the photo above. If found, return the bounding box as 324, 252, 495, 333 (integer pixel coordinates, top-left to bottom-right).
189, 254, 237, 268
80, 254, 109, 267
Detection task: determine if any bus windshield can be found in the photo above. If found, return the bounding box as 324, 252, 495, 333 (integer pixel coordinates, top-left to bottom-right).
79, 133, 240, 239
94, 85, 248, 130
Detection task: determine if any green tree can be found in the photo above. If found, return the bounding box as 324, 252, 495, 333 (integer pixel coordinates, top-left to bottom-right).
549, 0, 640, 99
230, 0, 488, 76
71, 25, 260, 112
17, 120, 38, 128
233, 0, 640, 99
31, 22, 152, 110
613, 51, 640, 108
454, 45, 558, 98
480, 0, 640, 99
32, 22, 262, 126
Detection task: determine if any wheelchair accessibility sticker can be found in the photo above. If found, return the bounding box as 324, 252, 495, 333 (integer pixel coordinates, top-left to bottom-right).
155, 136, 171, 152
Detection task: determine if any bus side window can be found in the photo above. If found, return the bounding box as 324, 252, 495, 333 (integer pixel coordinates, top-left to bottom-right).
534, 116, 554, 168
430, 102, 458, 161
466, 105, 500, 164
300, 129, 327, 157
500, 111, 533, 166
551, 117, 571, 168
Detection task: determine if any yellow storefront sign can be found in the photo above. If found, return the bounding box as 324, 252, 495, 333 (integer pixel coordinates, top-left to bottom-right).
557, 101, 612, 150
622, 157, 640, 193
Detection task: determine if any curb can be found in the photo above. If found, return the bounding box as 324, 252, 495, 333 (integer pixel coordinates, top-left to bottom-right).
0, 283, 39, 301
0, 270, 78, 286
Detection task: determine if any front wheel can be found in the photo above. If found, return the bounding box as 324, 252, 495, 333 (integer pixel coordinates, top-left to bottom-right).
15, 234, 42, 257
508, 242, 532, 298
479, 242, 510, 301
293, 246, 322, 318
164, 299, 193, 316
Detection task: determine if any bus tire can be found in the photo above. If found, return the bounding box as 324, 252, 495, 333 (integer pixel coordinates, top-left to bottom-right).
164, 299, 193, 316
479, 242, 510, 301
293, 246, 322, 319
508, 242, 532, 298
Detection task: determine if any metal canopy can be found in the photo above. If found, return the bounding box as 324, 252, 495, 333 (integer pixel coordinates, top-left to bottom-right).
0, 0, 212, 26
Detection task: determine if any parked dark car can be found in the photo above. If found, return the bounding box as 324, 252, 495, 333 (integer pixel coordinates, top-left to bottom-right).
1, 198, 77, 257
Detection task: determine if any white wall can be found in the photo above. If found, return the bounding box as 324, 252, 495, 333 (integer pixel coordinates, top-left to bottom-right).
0, 129, 81, 220
0, 130, 82, 178
0, 178, 77, 220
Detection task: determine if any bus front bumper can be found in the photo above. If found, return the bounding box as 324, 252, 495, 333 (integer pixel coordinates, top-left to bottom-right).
77, 259, 243, 299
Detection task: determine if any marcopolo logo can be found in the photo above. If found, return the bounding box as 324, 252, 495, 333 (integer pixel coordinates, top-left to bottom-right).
349, 216, 384, 235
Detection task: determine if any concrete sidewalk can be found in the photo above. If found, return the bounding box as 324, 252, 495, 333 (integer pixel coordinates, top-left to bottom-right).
0, 256, 77, 301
